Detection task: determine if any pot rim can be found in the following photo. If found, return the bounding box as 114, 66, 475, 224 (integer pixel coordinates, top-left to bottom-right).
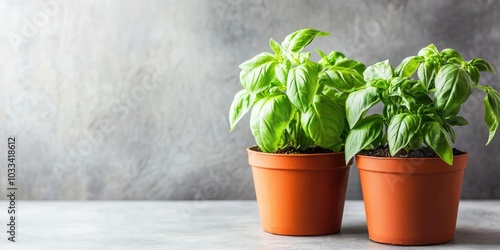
356, 152, 468, 174
247, 146, 345, 157
356, 152, 468, 161
247, 146, 353, 170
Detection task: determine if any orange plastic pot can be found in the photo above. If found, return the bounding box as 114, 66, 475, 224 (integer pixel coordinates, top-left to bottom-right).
356, 153, 468, 245
248, 148, 351, 236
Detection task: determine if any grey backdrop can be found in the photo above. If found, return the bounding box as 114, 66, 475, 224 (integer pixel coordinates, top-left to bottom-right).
1, 0, 499, 200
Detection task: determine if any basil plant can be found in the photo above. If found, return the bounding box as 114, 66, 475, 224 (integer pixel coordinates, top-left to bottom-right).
345, 44, 500, 165
229, 28, 366, 153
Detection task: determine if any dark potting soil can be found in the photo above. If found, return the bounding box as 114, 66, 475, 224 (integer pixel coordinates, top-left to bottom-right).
359, 146, 466, 158
249, 145, 334, 154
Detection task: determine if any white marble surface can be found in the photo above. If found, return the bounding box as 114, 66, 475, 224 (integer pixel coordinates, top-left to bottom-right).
0, 200, 499, 249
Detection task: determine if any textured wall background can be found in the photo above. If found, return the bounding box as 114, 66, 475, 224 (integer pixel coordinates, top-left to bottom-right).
0, 0, 499, 200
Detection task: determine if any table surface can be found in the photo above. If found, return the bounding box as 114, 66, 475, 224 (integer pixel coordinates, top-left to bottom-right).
0, 200, 499, 250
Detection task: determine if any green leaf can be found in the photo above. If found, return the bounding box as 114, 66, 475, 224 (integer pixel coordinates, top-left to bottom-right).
345, 115, 384, 163
470, 58, 497, 74
334, 58, 366, 74
466, 65, 480, 85
482, 86, 500, 145
250, 94, 295, 152
287, 118, 313, 150
275, 62, 290, 85
298, 52, 311, 64
414, 93, 433, 106
440, 48, 463, 61
423, 122, 453, 165
281, 28, 329, 53
346, 86, 379, 128
383, 104, 397, 122
301, 95, 345, 149
418, 60, 436, 90
434, 64, 473, 113
297, 123, 314, 150
387, 113, 422, 156
319, 66, 365, 92
409, 130, 424, 150
369, 79, 389, 89
443, 124, 456, 143
418, 44, 439, 58
363, 60, 393, 81
395, 56, 424, 77
318, 50, 346, 66
239, 53, 277, 93
411, 81, 430, 95
445, 116, 469, 126
322, 86, 349, 104
229, 89, 255, 131
316, 49, 329, 63
286, 62, 319, 112
269, 38, 284, 58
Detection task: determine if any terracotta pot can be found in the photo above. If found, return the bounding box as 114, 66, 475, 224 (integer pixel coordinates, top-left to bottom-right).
248, 148, 351, 236
356, 153, 468, 245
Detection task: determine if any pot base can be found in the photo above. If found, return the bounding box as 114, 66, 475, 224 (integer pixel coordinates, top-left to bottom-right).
369, 238, 453, 246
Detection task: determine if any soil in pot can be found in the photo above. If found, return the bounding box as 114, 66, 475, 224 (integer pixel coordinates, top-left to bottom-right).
359, 146, 466, 158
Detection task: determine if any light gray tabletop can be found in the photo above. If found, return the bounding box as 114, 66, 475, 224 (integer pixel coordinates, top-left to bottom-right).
0, 200, 499, 249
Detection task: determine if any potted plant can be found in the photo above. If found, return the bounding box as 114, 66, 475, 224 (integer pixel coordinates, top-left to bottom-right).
344, 44, 500, 245
229, 28, 366, 235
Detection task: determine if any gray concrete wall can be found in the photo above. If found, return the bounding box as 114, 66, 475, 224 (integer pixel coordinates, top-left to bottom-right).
1, 0, 499, 200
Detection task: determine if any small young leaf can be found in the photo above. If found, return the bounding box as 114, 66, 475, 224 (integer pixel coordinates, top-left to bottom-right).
470, 58, 497, 74
250, 94, 295, 152
395, 56, 424, 77
286, 62, 319, 112
387, 113, 422, 156
239, 53, 278, 93
344, 115, 384, 163
423, 122, 453, 165
269, 38, 284, 58
301, 95, 345, 150
318, 50, 346, 66
299, 52, 311, 64
316, 49, 330, 64
434, 64, 473, 114
281, 28, 330, 53
229, 89, 256, 131
369, 79, 389, 89
440, 48, 463, 61
363, 60, 393, 81
418, 44, 439, 58
346, 87, 380, 128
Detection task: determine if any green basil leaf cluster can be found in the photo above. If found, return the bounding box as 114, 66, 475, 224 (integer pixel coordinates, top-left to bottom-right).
229, 28, 365, 153
345, 44, 500, 165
